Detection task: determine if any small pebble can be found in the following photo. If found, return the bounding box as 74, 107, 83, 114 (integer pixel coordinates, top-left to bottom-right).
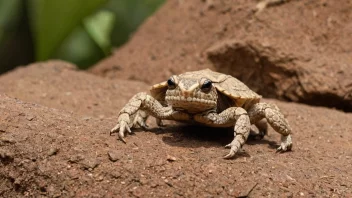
167, 154, 177, 162
26, 115, 35, 121
164, 179, 173, 187
0, 123, 8, 133
96, 175, 104, 181
109, 171, 121, 179
0, 149, 14, 161
48, 148, 59, 156
108, 150, 122, 162
68, 155, 84, 163
150, 182, 159, 188
0, 136, 16, 144
81, 158, 100, 170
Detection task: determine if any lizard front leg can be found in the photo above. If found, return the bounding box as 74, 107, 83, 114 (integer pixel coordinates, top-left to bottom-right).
194, 107, 251, 159
248, 103, 292, 152
111, 92, 189, 142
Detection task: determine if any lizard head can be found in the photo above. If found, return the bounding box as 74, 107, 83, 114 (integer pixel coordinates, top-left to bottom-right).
165, 75, 218, 113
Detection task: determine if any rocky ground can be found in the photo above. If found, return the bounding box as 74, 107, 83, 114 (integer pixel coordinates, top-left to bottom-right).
92, 0, 352, 111
0, 62, 351, 197
1, 0, 352, 197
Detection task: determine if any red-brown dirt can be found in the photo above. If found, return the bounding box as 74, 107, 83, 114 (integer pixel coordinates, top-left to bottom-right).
91, 0, 352, 111
0, 61, 351, 197
1, 0, 352, 197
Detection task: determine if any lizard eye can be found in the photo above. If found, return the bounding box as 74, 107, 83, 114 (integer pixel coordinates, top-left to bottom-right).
201, 79, 212, 92
167, 77, 176, 89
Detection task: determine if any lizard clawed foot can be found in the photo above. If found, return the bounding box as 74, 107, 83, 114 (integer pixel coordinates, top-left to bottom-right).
276, 134, 292, 152
110, 113, 132, 143
156, 118, 166, 127
133, 116, 149, 130
223, 140, 241, 159
132, 110, 149, 130
110, 121, 132, 143
135, 120, 149, 130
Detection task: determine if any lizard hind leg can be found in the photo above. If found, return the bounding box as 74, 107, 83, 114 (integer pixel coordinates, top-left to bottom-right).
132, 110, 149, 129
248, 103, 293, 152
249, 118, 268, 140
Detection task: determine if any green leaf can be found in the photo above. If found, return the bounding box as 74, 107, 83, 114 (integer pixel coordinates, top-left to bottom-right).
0, 0, 21, 43
54, 25, 103, 69
104, 0, 165, 46
83, 10, 115, 55
28, 0, 107, 61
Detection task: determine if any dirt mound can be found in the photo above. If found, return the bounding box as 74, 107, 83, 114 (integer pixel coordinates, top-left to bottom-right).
0, 60, 148, 117
90, 0, 352, 111
1, 61, 352, 197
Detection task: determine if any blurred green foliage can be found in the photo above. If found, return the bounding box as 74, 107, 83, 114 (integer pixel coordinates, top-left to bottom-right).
0, 0, 165, 72
28, 0, 108, 61
0, 0, 21, 42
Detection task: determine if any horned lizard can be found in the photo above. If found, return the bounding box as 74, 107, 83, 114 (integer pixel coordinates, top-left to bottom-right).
111, 69, 292, 158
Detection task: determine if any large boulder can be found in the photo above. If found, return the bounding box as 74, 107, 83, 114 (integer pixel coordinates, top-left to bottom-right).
90, 0, 352, 111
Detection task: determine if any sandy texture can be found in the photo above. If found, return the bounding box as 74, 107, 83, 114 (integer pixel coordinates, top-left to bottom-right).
1, 62, 352, 197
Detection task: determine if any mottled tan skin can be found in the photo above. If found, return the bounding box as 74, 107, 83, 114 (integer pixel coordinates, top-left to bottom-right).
111, 69, 292, 159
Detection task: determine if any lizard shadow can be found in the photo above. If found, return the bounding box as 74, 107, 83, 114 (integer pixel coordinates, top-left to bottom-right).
144, 123, 279, 153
